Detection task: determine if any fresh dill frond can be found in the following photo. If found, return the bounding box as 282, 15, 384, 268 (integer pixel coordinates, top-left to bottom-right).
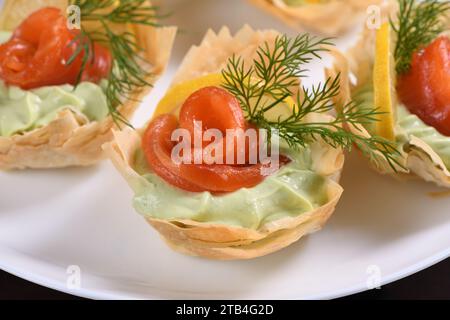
392, 0, 450, 74
222, 34, 332, 118
67, 0, 164, 127
222, 34, 403, 171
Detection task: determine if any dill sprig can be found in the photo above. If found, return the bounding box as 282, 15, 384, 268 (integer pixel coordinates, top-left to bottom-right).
68, 0, 164, 126
222, 34, 403, 171
392, 0, 450, 74
222, 34, 332, 118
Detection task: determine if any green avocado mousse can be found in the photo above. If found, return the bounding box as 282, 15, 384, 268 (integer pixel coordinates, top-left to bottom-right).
0, 80, 108, 137
355, 85, 450, 172
0, 1, 175, 170
104, 27, 397, 260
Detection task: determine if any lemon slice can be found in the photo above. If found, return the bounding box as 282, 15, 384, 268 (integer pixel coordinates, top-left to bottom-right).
153, 73, 296, 120
153, 74, 224, 118
373, 22, 396, 141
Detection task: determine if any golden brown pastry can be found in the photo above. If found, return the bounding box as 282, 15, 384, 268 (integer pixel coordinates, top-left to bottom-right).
248, 0, 386, 35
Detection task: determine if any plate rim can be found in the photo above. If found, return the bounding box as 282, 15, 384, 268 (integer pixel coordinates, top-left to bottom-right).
1, 247, 449, 300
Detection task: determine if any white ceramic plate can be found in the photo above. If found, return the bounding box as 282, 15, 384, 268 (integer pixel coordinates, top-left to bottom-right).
1, 0, 450, 300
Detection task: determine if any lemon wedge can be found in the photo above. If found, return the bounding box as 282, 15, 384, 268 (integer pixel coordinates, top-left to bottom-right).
153, 73, 296, 120
153, 74, 224, 118
373, 22, 397, 141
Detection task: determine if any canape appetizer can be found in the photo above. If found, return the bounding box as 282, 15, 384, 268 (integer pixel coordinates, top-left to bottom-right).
0, 0, 176, 169
327, 0, 450, 187
247, 0, 386, 35
104, 26, 397, 260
